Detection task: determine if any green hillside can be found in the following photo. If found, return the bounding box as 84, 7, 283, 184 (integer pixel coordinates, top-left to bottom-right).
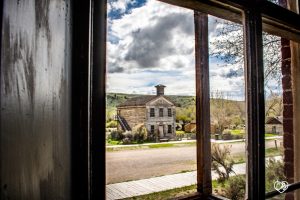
106, 93, 246, 123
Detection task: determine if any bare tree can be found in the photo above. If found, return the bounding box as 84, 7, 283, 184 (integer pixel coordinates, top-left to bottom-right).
209, 18, 282, 89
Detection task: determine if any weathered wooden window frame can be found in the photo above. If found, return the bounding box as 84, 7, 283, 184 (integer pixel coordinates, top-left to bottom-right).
72, 0, 300, 199
168, 108, 172, 117
150, 108, 155, 117
159, 108, 164, 117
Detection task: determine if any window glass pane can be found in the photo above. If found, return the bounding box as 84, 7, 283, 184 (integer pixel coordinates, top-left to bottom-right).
168, 108, 172, 117
263, 35, 300, 198
150, 108, 155, 117
263, 32, 285, 199
106, 0, 197, 199
159, 108, 164, 117
209, 16, 246, 199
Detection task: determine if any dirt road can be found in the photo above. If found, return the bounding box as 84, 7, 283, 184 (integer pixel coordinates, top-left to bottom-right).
106, 140, 280, 184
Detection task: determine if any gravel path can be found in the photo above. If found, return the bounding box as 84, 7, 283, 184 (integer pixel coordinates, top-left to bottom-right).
106, 140, 280, 184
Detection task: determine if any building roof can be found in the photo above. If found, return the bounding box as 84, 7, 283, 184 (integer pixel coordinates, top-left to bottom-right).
117, 95, 176, 107
265, 117, 282, 125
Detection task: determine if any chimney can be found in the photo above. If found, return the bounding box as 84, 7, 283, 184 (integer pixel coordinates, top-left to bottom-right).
155, 84, 166, 96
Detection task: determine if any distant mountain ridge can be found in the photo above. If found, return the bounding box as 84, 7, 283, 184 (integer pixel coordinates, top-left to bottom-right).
106, 92, 244, 109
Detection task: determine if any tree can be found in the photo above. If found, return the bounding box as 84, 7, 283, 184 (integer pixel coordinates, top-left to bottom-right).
209, 18, 282, 87
265, 90, 283, 118
210, 91, 232, 134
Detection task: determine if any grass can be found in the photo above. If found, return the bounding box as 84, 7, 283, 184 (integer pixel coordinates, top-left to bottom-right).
230, 129, 244, 135
231, 147, 281, 164
265, 133, 279, 137
148, 143, 175, 148
265, 147, 282, 157
122, 178, 241, 199
123, 184, 197, 200
107, 140, 121, 145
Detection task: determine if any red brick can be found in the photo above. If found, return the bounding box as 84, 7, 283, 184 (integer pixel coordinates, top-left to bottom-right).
281, 38, 290, 47
283, 91, 293, 104
283, 105, 293, 118
283, 119, 293, 134
283, 133, 294, 149
282, 75, 292, 90
281, 59, 291, 75
284, 149, 294, 163
282, 46, 291, 58
284, 163, 294, 180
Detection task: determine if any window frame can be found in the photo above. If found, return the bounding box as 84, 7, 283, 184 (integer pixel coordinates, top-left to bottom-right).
168, 125, 172, 134
168, 108, 172, 117
77, 0, 300, 199
151, 125, 155, 134
150, 108, 155, 117
159, 108, 164, 117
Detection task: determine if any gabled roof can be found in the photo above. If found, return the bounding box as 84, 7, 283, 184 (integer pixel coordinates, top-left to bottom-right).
117, 95, 176, 107
266, 117, 282, 125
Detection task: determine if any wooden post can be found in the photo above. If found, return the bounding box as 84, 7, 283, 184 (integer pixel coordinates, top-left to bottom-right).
194, 11, 212, 195
243, 7, 266, 200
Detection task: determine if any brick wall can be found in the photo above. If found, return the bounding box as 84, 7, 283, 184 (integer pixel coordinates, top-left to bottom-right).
281, 37, 294, 200
279, 2, 294, 200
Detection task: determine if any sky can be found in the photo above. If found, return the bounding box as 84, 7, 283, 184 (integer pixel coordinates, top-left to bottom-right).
106, 0, 246, 100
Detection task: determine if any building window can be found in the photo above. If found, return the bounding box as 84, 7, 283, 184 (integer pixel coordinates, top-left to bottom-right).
168, 108, 172, 117
168, 125, 172, 133
151, 125, 155, 134
159, 108, 163, 117
150, 108, 155, 117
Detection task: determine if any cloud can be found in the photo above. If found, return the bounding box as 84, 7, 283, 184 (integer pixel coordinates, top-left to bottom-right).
108, 0, 147, 19
220, 68, 244, 78
108, 0, 195, 73
124, 13, 194, 68
107, 0, 246, 99
108, 64, 124, 73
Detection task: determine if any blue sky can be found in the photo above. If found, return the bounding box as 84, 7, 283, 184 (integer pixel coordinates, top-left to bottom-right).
106, 0, 246, 100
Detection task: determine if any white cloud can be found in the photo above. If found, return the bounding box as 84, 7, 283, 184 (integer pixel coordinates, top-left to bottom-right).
107, 0, 246, 99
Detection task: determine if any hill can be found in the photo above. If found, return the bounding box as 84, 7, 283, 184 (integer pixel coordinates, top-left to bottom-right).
106, 93, 245, 122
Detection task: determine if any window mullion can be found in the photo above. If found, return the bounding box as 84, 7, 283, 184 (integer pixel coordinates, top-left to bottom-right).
194, 11, 212, 196
243, 8, 266, 200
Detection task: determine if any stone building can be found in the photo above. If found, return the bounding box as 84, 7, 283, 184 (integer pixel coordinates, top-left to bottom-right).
265, 116, 283, 134
116, 85, 176, 140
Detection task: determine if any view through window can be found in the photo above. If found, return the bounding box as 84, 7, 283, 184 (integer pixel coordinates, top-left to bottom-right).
106, 1, 198, 199
104, 0, 300, 199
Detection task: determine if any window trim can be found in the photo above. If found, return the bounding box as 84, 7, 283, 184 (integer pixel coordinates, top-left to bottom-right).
159, 108, 164, 117
150, 108, 155, 117
168, 108, 172, 117
151, 125, 155, 134
168, 125, 172, 134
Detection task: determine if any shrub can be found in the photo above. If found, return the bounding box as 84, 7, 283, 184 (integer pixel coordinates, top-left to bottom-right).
122, 137, 132, 145
110, 130, 124, 140
133, 125, 147, 143
176, 130, 185, 137
223, 129, 231, 135
124, 132, 133, 140
106, 120, 118, 128
185, 132, 196, 140
211, 144, 235, 183
222, 133, 232, 140
266, 157, 285, 192
222, 129, 232, 140
134, 132, 146, 143
223, 176, 246, 200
